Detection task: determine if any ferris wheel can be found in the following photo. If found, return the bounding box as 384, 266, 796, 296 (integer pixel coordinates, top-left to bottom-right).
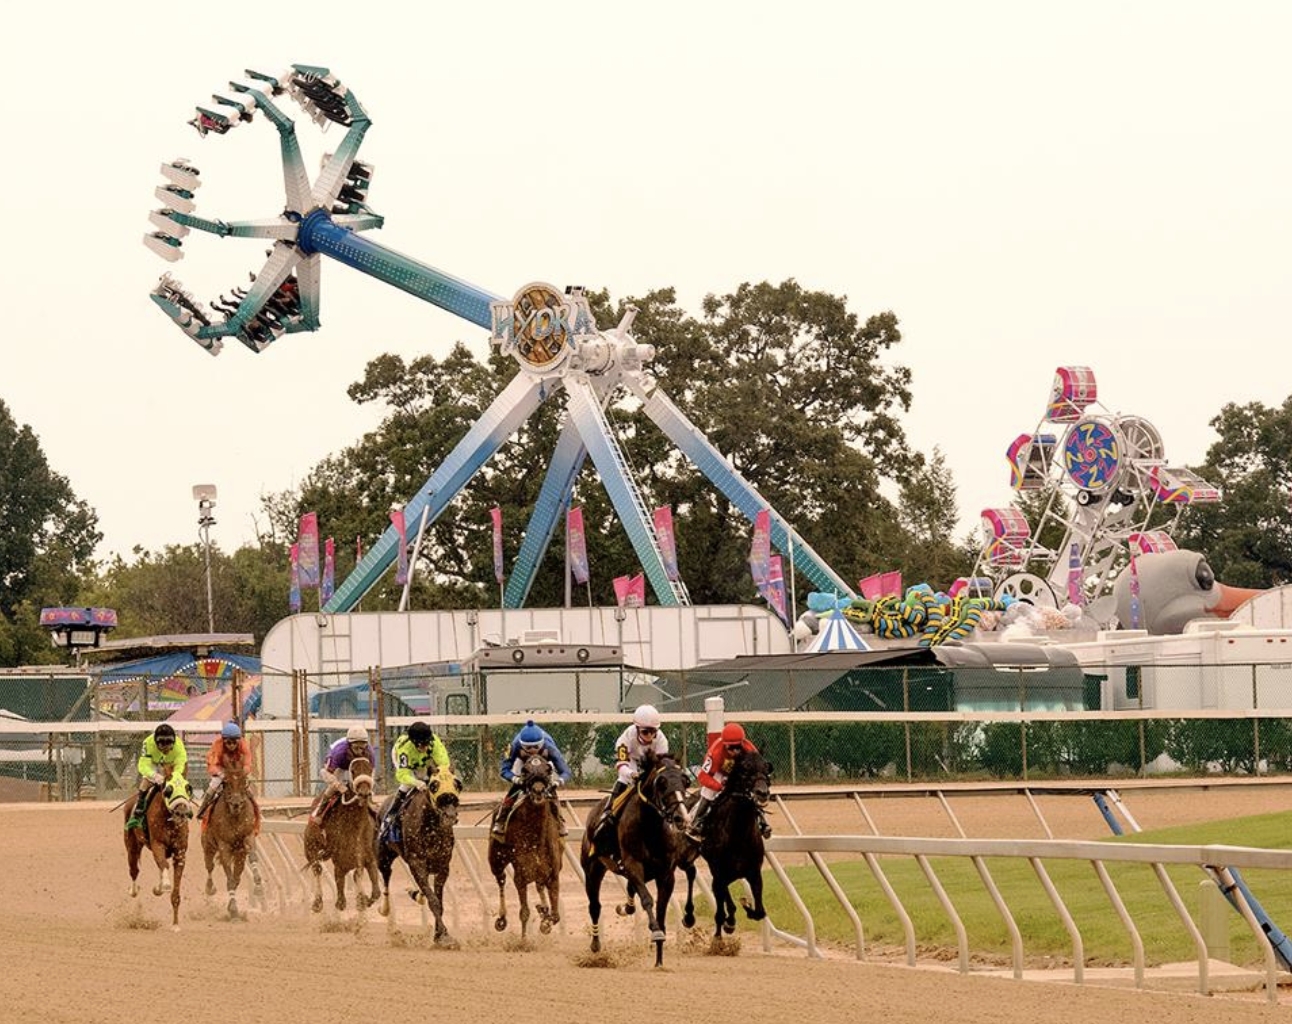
973, 366, 1221, 617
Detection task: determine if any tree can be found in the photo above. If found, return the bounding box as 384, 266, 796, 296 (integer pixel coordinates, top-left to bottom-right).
1172, 398, 1292, 588
0, 399, 101, 665
269, 281, 948, 609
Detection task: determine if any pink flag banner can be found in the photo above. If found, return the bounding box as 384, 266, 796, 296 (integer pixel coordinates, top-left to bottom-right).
749, 509, 771, 591
765, 555, 789, 626
879, 571, 903, 598
612, 575, 630, 607
297, 512, 320, 588
321, 537, 335, 604
289, 543, 301, 613
567, 506, 589, 585
491, 506, 505, 584
390, 507, 408, 586
653, 506, 679, 581
858, 574, 882, 600
1066, 542, 1084, 607
1128, 555, 1142, 629
625, 573, 646, 608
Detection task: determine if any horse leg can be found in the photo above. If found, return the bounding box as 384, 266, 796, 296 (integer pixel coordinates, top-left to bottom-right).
682, 862, 697, 929
333, 861, 348, 912
309, 860, 324, 913
150, 841, 171, 896
651, 870, 676, 967
515, 877, 531, 940
126, 833, 141, 898
740, 867, 767, 922
492, 865, 508, 933
712, 876, 732, 938
431, 869, 454, 946
584, 858, 606, 953
202, 829, 217, 897
227, 848, 246, 918
247, 845, 265, 901
170, 848, 185, 931
376, 849, 394, 918
539, 865, 559, 934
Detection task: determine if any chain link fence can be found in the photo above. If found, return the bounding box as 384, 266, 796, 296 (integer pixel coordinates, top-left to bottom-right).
1, 662, 1290, 800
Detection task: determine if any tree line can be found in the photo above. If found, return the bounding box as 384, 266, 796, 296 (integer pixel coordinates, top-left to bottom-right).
3, 280, 1290, 666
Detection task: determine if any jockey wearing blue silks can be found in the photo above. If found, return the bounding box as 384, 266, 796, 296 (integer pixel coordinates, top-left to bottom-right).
490, 720, 571, 838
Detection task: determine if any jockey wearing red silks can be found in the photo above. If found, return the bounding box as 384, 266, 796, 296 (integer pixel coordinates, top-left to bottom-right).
686, 722, 771, 841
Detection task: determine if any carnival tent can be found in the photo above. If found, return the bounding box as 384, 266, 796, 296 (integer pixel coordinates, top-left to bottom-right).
805, 610, 871, 653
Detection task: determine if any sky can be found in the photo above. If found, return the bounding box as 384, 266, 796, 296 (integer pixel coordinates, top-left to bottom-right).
2, 3, 1289, 571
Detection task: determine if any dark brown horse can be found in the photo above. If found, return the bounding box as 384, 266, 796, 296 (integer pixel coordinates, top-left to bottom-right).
487, 755, 563, 938
581, 750, 696, 967
693, 748, 773, 939
376, 765, 461, 946
304, 754, 379, 913
124, 773, 195, 930
201, 764, 263, 917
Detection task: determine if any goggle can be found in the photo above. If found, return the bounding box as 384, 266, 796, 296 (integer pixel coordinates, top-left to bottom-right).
156, 738, 175, 749
520, 745, 543, 756
637, 726, 658, 738
725, 743, 743, 753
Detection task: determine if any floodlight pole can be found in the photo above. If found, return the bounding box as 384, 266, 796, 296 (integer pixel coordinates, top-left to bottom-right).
194, 485, 218, 634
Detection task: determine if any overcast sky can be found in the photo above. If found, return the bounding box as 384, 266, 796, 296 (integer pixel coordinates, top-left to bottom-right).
3, 3, 1288, 575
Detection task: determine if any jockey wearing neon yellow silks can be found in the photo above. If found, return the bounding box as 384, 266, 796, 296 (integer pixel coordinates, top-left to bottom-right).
126, 722, 188, 830
378, 721, 450, 839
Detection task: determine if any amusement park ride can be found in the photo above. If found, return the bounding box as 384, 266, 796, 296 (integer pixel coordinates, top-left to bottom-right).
972, 366, 1222, 623
143, 65, 854, 614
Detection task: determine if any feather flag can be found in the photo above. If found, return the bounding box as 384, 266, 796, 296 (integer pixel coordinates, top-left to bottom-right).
321, 537, 335, 603
653, 506, 679, 581
297, 512, 320, 588
613, 574, 646, 608
390, 507, 408, 586
491, 506, 504, 584
765, 555, 789, 626
1066, 542, 1084, 607
567, 506, 589, 585
749, 509, 771, 592
289, 543, 301, 614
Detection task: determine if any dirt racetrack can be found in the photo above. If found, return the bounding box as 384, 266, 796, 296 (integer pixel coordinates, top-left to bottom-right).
3, 782, 1291, 1024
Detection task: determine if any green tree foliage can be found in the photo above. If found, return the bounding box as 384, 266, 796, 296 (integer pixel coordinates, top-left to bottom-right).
0, 400, 101, 665
267, 281, 963, 608
1172, 398, 1292, 588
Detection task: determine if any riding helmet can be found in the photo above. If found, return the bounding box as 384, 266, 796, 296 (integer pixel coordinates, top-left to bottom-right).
408, 721, 433, 746
346, 725, 369, 744
633, 704, 662, 729
221, 721, 242, 740
518, 720, 545, 746
720, 722, 746, 744
154, 722, 176, 742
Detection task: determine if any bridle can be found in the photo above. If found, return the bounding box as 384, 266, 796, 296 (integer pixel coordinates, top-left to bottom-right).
637, 757, 689, 827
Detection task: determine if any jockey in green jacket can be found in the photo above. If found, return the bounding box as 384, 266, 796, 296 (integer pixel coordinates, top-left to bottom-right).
126, 722, 189, 830
378, 721, 450, 839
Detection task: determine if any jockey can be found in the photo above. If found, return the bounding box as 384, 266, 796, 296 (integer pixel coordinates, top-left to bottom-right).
195, 721, 253, 819
311, 725, 375, 824
125, 722, 188, 830
378, 720, 450, 839
685, 722, 772, 841
491, 719, 571, 839
591, 704, 667, 841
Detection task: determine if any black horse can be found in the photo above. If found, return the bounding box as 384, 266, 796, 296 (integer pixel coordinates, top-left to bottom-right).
376, 766, 461, 946
694, 747, 773, 939
581, 749, 696, 967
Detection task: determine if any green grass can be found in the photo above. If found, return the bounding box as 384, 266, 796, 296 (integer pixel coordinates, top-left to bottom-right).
757, 812, 1292, 966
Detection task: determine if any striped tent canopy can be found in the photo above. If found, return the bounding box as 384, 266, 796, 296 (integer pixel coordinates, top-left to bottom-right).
806, 610, 870, 653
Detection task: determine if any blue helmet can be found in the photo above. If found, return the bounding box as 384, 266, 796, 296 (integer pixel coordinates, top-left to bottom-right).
518, 720, 544, 746
221, 721, 242, 740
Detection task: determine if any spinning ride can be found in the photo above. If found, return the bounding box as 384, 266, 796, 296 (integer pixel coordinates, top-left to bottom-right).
144, 65, 854, 612
974, 366, 1221, 616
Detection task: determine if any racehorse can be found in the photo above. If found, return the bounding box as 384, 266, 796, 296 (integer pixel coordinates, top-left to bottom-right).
693, 747, 773, 939
487, 754, 563, 938
124, 772, 195, 929
201, 763, 264, 918
303, 754, 380, 913
376, 764, 461, 946
581, 749, 696, 967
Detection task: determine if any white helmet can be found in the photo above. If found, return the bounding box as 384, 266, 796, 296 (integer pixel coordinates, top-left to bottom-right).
632, 704, 662, 729
346, 725, 369, 744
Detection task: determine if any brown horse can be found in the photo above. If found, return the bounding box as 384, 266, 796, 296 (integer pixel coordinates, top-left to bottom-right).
303, 754, 380, 913
487, 755, 563, 938
124, 773, 195, 930
581, 750, 696, 967
376, 765, 461, 946
200, 764, 263, 917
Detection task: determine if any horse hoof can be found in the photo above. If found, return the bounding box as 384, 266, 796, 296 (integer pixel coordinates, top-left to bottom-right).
434, 934, 458, 949
683, 912, 695, 929
723, 922, 735, 934
650, 929, 666, 942
615, 903, 635, 917
311, 897, 323, 914
539, 919, 552, 935
494, 917, 507, 932
205, 879, 215, 897
590, 937, 602, 954
227, 899, 238, 917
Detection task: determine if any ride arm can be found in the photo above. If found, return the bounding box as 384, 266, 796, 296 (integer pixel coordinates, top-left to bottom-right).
430, 735, 450, 770
170, 740, 189, 778
136, 740, 157, 779
499, 739, 521, 781
391, 739, 422, 789
697, 746, 723, 792
545, 742, 572, 784
205, 745, 223, 778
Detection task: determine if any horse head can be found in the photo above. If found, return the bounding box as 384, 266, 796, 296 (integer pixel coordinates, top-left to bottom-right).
519, 754, 555, 802
222, 764, 251, 813
640, 752, 690, 828
728, 749, 773, 808
426, 766, 462, 827
163, 776, 196, 819
348, 755, 375, 799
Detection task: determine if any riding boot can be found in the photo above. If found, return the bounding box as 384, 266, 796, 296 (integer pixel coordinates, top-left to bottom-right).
378, 790, 405, 841
491, 794, 516, 838
125, 787, 150, 831
551, 797, 568, 837
685, 798, 712, 842
595, 779, 627, 842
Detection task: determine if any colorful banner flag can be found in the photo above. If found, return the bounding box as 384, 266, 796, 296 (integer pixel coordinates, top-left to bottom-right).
297, 512, 320, 588
321, 537, 335, 604
1066, 542, 1084, 607
749, 509, 771, 591
390, 507, 408, 586
1128, 555, 1142, 629
289, 543, 301, 614
879, 571, 903, 598
765, 555, 789, 626
653, 506, 679, 581
491, 505, 504, 584
567, 506, 589, 585
613, 574, 645, 607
